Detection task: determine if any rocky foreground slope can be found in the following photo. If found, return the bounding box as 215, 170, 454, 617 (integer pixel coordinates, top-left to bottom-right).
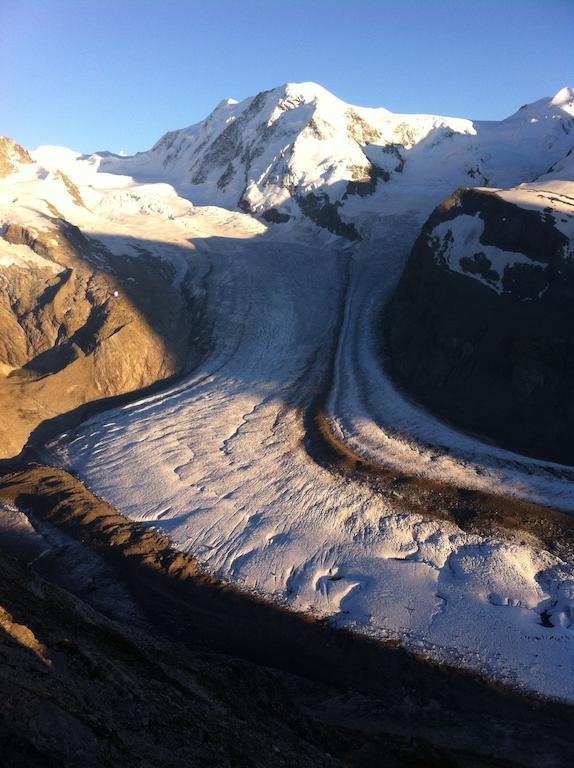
1, 465, 572, 768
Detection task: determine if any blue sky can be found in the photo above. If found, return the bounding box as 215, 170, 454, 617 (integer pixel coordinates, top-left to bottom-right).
2, 0, 573, 154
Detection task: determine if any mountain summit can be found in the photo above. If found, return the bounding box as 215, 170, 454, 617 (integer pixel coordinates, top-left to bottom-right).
97, 82, 574, 236
1, 81, 574, 720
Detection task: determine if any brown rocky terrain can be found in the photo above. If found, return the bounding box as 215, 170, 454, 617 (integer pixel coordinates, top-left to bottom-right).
0, 542, 346, 768
0, 136, 33, 178
0, 217, 203, 459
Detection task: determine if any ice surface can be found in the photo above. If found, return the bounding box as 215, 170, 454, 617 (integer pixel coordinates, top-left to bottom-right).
46, 220, 574, 702
2, 83, 574, 701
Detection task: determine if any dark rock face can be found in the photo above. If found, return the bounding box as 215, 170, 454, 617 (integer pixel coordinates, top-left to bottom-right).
343, 162, 389, 198
262, 207, 290, 224
297, 192, 361, 241
385, 187, 574, 465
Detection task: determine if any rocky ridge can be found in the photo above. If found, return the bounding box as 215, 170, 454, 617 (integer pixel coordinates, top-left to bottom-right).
386, 157, 574, 464
98, 83, 574, 237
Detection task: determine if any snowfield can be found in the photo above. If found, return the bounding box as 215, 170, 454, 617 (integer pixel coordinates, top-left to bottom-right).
96, 82, 574, 229
3, 82, 574, 701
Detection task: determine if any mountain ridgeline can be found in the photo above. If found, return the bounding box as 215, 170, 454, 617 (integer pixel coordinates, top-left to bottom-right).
97, 83, 574, 238
1, 82, 573, 463
2, 82, 574, 744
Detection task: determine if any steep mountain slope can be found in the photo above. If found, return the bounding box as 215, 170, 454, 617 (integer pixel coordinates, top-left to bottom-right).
98, 83, 574, 236
0, 138, 244, 457
3, 82, 574, 715
386, 145, 574, 464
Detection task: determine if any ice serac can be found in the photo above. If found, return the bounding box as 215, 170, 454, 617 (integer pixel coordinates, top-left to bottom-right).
386, 146, 574, 464
96, 83, 574, 237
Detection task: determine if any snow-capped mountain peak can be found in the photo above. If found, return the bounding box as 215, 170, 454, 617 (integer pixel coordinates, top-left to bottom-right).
550, 85, 574, 109
94, 83, 481, 233
44, 82, 574, 238
506, 85, 574, 122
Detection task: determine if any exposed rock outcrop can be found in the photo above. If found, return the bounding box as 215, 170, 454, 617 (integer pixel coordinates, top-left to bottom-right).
0, 217, 202, 458
0, 137, 33, 178
386, 187, 574, 464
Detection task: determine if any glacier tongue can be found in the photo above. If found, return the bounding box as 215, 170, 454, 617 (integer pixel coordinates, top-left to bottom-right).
2, 80, 574, 703
47, 216, 574, 703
